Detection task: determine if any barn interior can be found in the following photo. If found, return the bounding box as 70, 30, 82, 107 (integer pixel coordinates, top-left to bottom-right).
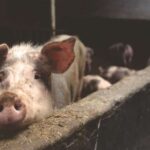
0, 1, 150, 150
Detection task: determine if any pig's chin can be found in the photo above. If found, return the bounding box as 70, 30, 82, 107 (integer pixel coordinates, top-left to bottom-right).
0, 121, 26, 131
0, 115, 37, 131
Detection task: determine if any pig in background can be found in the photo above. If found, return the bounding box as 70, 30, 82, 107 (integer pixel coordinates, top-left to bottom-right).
81, 75, 111, 98
80, 65, 135, 98
0, 35, 87, 129
99, 66, 136, 84
80, 42, 136, 98
108, 43, 134, 67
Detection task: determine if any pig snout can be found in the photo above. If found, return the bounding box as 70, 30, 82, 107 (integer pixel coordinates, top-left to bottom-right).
0, 92, 26, 127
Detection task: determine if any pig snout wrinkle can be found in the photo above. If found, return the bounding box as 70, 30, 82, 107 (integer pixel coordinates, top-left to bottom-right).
0, 92, 26, 127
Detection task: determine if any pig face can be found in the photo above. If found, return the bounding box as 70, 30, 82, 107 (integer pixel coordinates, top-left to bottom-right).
0, 38, 75, 129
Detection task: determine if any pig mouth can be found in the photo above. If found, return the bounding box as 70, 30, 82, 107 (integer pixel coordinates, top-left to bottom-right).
0, 108, 27, 130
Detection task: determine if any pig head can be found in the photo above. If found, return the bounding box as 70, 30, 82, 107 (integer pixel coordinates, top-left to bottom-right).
108, 43, 134, 67
0, 35, 87, 129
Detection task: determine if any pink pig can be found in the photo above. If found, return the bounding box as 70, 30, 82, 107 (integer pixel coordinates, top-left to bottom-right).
0, 35, 87, 129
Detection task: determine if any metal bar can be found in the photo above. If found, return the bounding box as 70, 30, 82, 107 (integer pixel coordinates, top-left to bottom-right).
50, 0, 56, 36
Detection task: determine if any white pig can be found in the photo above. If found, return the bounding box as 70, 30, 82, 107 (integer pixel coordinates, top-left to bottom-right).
0, 35, 87, 129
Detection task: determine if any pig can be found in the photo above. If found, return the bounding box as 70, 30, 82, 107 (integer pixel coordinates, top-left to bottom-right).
0, 35, 87, 129
81, 75, 111, 98
99, 66, 135, 84
108, 43, 134, 67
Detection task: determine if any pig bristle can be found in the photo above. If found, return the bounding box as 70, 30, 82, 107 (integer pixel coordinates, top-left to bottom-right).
9, 43, 42, 62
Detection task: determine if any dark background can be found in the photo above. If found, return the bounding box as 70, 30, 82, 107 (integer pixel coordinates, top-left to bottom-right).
0, 0, 150, 69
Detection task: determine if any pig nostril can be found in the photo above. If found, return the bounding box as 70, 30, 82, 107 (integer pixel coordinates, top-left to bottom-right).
14, 101, 22, 111
0, 105, 3, 112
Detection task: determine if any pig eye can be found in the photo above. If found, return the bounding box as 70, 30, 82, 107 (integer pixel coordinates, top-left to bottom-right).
34, 72, 41, 79
0, 71, 6, 82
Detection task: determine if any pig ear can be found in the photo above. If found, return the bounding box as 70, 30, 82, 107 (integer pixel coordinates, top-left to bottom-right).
0, 43, 9, 63
41, 38, 75, 73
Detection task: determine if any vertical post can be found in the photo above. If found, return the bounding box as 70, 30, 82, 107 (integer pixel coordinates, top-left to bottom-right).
50, 0, 56, 36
